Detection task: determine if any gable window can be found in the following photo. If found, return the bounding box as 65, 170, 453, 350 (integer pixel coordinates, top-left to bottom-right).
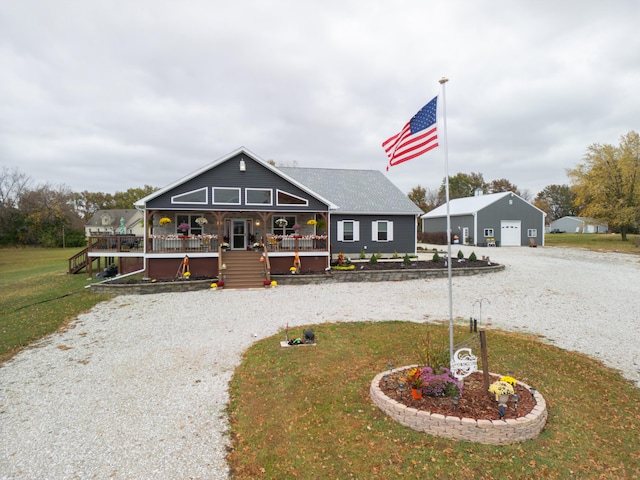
172, 187, 207, 204
246, 188, 272, 205
372, 220, 393, 242
213, 187, 241, 205
276, 189, 308, 206
273, 216, 297, 235
527, 229, 537, 237
483, 228, 494, 237
337, 220, 359, 242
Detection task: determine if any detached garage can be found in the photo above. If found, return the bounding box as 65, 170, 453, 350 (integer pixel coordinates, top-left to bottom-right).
421, 191, 546, 247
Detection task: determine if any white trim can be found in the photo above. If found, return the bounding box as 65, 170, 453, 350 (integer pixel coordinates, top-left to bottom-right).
245, 188, 273, 206
276, 189, 309, 206
171, 187, 208, 205
337, 220, 359, 242
212, 187, 241, 205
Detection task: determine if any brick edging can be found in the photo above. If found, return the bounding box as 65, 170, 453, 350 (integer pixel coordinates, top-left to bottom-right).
369, 366, 547, 445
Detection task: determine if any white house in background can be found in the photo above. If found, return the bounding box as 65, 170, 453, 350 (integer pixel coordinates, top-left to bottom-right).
421, 191, 546, 247
549, 216, 608, 234
84, 209, 145, 237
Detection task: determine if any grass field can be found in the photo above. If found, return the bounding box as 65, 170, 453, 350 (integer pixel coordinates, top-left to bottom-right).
228, 322, 640, 479
544, 232, 640, 253
0, 247, 111, 363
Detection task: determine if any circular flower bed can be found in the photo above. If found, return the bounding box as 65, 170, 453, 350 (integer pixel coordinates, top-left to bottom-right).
370, 366, 547, 445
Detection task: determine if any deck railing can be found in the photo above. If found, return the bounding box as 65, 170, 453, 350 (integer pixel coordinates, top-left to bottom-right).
87, 234, 329, 254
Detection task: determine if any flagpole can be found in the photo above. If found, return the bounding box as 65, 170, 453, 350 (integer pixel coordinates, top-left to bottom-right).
439, 77, 454, 366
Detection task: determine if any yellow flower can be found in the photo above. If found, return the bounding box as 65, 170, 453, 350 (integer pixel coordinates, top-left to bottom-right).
306, 219, 317, 225
210, 283, 218, 288
270, 280, 277, 287
159, 217, 171, 225
183, 271, 191, 277
500, 375, 517, 387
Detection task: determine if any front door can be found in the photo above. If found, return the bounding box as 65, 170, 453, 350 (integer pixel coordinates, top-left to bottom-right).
232, 220, 246, 250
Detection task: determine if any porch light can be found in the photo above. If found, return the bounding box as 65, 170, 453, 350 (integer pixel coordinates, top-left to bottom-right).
239, 159, 246, 171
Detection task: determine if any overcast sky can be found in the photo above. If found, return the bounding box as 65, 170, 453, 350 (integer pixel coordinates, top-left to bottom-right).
1, 1, 639, 198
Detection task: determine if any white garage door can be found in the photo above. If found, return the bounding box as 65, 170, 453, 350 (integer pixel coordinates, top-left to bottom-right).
500, 220, 521, 246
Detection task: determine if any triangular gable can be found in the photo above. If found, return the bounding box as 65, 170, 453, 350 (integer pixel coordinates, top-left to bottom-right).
134, 147, 337, 209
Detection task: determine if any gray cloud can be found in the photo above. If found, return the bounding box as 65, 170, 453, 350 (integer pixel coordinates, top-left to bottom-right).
1, 0, 639, 196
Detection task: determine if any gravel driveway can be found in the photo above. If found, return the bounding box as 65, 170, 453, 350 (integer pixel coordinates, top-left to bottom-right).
1, 246, 639, 479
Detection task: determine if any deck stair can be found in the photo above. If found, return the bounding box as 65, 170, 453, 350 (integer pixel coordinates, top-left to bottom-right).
220, 250, 266, 288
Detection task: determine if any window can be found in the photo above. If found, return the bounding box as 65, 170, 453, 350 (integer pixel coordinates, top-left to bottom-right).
372, 221, 394, 242
176, 215, 204, 236
246, 188, 272, 205
273, 216, 297, 236
213, 187, 241, 205
483, 228, 494, 237
171, 187, 207, 204
527, 229, 537, 237
276, 189, 308, 206
337, 220, 359, 242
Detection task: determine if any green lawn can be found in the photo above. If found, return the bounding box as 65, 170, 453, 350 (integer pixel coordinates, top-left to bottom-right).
545, 232, 640, 253
0, 247, 111, 363
228, 322, 640, 479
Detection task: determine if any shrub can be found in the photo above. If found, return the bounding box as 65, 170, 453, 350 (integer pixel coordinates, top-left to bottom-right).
469, 251, 477, 261
360, 249, 366, 259
403, 253, 411, 265
369, 254, 378, 265
417, 231, 448, 245
432, 251, 440, 262
392, 250, 399, 259
415, 325, 450, 371
457, 250, 464, 259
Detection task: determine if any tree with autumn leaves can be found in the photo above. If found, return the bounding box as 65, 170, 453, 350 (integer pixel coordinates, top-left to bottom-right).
568, 131, 640, 241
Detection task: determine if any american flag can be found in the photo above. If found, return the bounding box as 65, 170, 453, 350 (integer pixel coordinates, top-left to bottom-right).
382, 96, 438, 170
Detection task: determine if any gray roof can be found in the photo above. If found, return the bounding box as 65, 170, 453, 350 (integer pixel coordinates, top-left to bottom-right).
279, 167, 422, 215
421, 192, 513, 218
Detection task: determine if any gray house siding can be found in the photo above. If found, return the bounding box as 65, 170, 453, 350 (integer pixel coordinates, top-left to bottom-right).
476, 195, 543, 246
146, 153, 329, 212
422, 193, 545, 246
330, 214, 416, 255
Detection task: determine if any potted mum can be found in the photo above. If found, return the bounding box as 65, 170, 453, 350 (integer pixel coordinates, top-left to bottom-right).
489, 380, 515, 404
178, 222, 190, 236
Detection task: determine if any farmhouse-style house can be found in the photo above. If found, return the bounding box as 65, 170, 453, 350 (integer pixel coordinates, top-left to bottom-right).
421, 191, 546, 247
84, 209, 145, 237
75, 148, 422, 287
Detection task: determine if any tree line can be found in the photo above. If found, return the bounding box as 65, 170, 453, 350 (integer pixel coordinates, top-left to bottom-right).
408, 131, 640, 240
0, 167, 156, 247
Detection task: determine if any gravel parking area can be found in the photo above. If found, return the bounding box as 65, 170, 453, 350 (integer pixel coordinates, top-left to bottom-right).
1, 245, 639, 479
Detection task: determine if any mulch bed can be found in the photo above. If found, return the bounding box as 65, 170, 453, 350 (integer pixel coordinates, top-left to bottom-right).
379, 370, 535, 421
352, 259, 496, 271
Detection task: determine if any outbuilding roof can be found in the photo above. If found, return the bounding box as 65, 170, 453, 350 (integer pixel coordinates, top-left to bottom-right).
421, 191, 515, 218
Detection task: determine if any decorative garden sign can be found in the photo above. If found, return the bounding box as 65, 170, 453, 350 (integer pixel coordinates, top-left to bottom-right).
450, 348, 478, 380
